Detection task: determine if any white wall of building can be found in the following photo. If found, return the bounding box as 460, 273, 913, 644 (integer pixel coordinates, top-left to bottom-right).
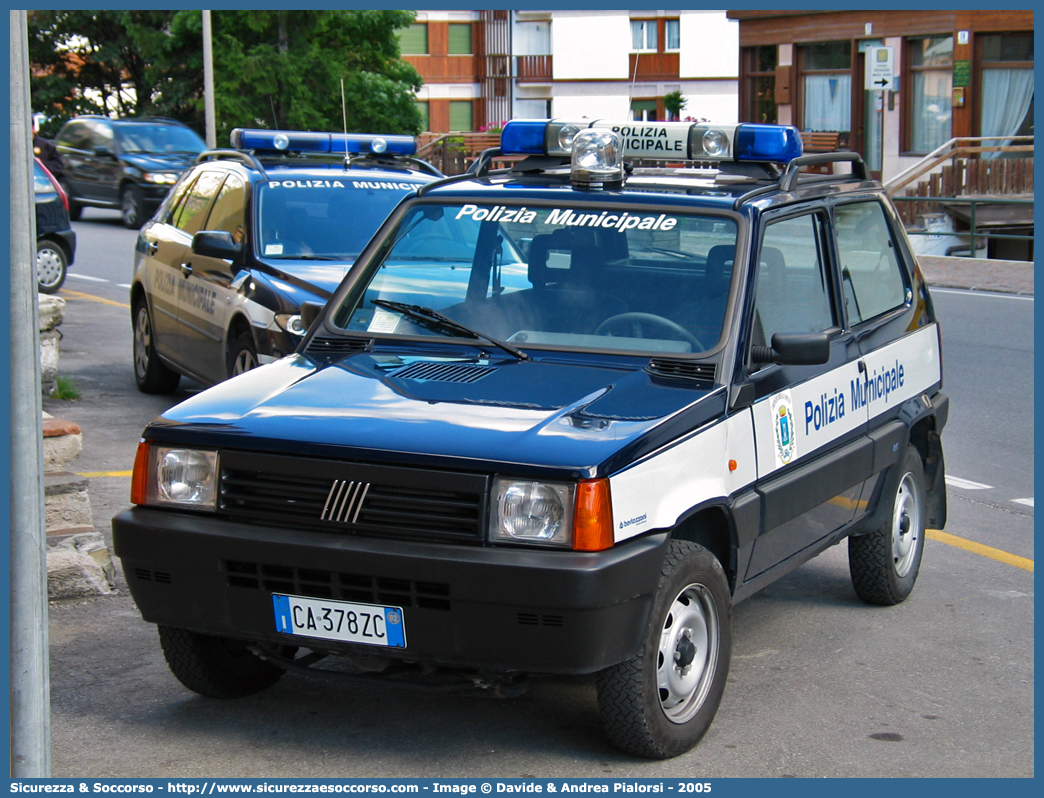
551, 11, 630, 80
679, 11, 739, 79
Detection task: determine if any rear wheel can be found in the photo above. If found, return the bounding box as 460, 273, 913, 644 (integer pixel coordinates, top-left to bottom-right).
121, 184, 145, 229
133, 298, 180, 394
36, 240, 68, 294
597, 540, 731, 759
158, 626, 290, 699
849, 445, 927, 605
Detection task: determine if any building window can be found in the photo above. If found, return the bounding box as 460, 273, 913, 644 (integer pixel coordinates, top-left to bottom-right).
631, 99, 658, 122
979, 33, 1034, 148
514, 98, 551, 118
906, 36, 953, 153
448, 23, 473, 55
743, 46, 777, 124
665, 19, 680, 52
449, 100, 473, 131
631, 20, 657, 52
800, 41, 852, 135
398, 23, 428, 55
416, 101, 429, 133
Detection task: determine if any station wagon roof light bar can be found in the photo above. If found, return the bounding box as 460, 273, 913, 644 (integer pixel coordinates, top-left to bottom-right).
230, 128, 417, 157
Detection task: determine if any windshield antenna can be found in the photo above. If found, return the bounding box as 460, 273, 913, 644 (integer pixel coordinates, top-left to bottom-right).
341, 78, 350, 171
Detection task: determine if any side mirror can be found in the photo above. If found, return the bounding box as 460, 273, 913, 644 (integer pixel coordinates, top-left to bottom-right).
300, 301, 325, 330
192, 230, 241, 261
751, 332, 830, 366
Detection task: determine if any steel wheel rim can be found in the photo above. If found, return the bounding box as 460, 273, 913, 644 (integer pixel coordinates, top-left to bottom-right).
232, 348, 258, 375
656, 582, 718, 724
37, 247, 64, 288
134, 306, 152, 379
892, 472, 922, 577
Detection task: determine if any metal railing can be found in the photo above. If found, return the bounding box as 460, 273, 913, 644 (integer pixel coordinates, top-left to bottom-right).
893, 195, 1034, 256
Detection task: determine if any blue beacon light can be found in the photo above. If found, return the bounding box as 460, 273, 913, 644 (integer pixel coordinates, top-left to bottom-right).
230, 128, 416, 156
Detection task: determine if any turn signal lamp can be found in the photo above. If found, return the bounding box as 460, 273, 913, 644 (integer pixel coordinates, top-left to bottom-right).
130, 439, 150, 505
500, 119, 803, 164
230, 128, 417, 156
573, 479, 614, 552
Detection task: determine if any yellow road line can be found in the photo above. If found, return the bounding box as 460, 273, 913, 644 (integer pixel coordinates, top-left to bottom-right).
76, 470, 133, 478
60, 288, 130, 309
928, 529, 1034, 572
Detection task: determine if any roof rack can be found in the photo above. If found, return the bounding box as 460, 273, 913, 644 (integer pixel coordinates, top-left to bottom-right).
735, 151, 870, 208
196, 149, 267, 177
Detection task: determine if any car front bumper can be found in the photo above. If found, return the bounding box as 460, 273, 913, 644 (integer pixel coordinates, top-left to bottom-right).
112, 507, 668, 675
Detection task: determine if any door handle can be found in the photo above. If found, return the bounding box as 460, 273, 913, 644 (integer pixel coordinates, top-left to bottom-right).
180, 262, 193, 277
145, 241, 158, 255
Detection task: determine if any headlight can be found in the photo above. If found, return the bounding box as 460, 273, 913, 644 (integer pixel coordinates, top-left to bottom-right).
274, 313, 307, 336
132, 443, 219, 511
144, 172, 179, 185
490, 478, 575, 548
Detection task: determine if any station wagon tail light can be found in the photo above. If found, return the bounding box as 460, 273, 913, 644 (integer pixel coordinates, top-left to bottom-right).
131, 440, 219, 512
500, 119, 803, 164
230, 128, 417, 157
573, 479, 614, 552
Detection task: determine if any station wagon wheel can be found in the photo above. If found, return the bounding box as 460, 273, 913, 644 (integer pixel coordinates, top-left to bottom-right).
228, 331, 259, 377
121, 184, 144, 229
597, 539, 731, 759
849, 445, 927, 605
595, 312, 704, 352
158, 625, 293, 699
133, 298, 180, 394
36, 240, 68, 294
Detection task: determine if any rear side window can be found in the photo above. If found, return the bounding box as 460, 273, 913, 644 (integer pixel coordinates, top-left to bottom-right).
204, 174, 246, 243
835, 201, 909, 325
57, 122, 90, 151
172, 170, 224, 236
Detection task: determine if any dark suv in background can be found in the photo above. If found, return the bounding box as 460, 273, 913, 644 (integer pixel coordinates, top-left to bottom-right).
54, 116, 207, 229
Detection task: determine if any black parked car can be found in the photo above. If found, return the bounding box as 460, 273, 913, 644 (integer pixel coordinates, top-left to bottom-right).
54, 116, 206, 229
34, 157, 76, 294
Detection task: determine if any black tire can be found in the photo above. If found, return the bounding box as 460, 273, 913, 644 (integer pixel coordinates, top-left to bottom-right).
61, 182, 81, 221
597, 539, 732, 759
121, 183, 145, 229
158, 626, 288, 699
227, 331, 259, 378
133, 298, 180, 394
36, 240, 68, 294
849, 445, 927, 606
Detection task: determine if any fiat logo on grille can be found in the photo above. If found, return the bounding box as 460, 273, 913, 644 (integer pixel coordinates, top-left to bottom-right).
320, 480, 371, 524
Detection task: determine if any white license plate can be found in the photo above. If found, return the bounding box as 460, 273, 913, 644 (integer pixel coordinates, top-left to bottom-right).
272, 593, 406, 648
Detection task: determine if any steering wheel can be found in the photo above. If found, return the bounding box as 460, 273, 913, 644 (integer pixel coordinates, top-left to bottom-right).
594, 312, 704, 352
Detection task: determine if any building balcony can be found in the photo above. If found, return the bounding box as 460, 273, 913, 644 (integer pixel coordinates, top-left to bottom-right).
516, 55, 553, 82
628, 52, 679, 82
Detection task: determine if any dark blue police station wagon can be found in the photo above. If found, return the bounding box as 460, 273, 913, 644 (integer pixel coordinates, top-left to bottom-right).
113, 118, 948, 759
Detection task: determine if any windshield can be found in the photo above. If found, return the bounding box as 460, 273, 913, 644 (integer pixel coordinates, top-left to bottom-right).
118, 124, 206, 155
256, 179, 424, 261
333, 202, 739, 355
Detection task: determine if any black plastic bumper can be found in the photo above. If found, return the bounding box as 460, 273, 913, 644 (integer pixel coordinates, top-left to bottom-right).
112, 507, 669, 675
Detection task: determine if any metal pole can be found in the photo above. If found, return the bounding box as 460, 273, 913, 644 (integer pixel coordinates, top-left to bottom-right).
202, 10, 217, 149
9, 9, 52, 777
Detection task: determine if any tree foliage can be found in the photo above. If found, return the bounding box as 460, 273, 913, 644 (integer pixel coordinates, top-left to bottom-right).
663, 90, 687, 122
28, 10, 423, 141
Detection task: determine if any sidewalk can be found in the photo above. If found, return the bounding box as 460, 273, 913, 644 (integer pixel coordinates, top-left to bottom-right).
918, 255, 1034, 295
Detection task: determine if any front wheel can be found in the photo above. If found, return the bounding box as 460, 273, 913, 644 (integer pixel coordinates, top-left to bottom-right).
227, 331, 259, 378
121, 184, 145, 229
849, 445, 927, 605
597, 540, 732, 759
158, 626, 290, 699
36, 240, 68, 294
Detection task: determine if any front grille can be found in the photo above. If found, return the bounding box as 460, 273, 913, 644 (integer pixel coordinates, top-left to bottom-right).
219, 450, 488, 545
225, 560, 451, 610
646, 358, 717, 384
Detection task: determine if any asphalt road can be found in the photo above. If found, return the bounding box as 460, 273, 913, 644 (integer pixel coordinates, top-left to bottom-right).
40, 209, 1034, 778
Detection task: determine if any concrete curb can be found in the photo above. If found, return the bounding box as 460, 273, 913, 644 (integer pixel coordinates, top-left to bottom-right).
918, 255, 1034, 296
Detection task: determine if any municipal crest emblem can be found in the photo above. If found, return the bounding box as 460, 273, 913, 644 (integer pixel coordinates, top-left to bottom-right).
771, 391, 797, 467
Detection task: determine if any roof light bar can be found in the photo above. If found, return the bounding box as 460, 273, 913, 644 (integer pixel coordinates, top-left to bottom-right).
500, 119, 803, 164
230, 128, 416, 156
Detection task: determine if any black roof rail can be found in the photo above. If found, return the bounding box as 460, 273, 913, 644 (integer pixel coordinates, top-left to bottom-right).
196, 149, 267, 177
734, 152, 871, 208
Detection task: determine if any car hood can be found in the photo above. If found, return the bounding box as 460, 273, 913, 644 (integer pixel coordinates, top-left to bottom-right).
255, 260, 354, 304
148, 351, 725, 477
121, 152, 200, 172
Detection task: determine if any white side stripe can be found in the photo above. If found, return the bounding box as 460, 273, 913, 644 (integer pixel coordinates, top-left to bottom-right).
946, 476, 993, 491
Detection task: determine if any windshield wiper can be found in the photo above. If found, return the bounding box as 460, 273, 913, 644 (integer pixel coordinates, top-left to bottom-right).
371, 299, 528, 361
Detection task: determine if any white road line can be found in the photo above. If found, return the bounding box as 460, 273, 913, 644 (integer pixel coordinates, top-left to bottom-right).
1013, 498, 1034, 508
946, 475, 993, 490
930, 288, 1034, 301
66, 273, 110, 283
117, 283, 132, 289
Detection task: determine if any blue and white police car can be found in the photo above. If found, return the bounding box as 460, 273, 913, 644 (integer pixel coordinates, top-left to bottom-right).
114, 118, 948, 759
130, 128, 442, 392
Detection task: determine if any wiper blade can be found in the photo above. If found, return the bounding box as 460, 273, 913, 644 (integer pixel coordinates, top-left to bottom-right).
371, 299, 528, 361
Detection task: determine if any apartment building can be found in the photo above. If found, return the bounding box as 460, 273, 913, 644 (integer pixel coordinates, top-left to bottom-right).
400, 10, 739, 133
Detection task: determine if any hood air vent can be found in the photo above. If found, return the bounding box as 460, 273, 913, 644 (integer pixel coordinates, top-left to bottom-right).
305, 335, 371, 358
646, 358, 717, 384
390, 361, 496, 384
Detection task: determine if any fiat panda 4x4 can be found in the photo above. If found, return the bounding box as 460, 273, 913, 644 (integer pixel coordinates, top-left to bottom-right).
113, 118, 948, 760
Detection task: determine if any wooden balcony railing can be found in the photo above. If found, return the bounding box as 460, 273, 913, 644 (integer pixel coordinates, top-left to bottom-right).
516, 55, 552, 82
